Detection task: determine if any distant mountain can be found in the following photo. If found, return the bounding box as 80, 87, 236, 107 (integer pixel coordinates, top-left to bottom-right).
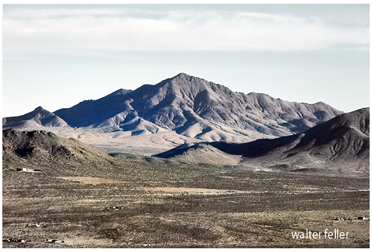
155, 108, 369, 175
3, 73, 342, 144
2, 106, 68, 129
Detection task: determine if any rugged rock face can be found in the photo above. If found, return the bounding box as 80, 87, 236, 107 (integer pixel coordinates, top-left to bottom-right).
155, 108, 369, 174
28, 73, 341, 142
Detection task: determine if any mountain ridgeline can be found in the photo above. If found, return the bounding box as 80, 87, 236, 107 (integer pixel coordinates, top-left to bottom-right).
3, 73, 342, 143
155, 108, 369, 174
2, 106, 68, 129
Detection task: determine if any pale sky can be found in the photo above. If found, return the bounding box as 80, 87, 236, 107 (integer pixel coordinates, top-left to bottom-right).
2, 4, 369, 117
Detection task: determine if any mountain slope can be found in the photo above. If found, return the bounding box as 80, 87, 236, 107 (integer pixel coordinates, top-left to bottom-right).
50, 73, 341, 142
52, 88, 133, 129
2, 129, 120, 177
2, 73, 342, 151
1, 129, 227, 184
2, 106, 68, 129
155, 108, 369, 175
2, 129, 108, 162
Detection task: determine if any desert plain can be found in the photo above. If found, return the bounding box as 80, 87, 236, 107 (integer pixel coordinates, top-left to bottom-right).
2, 146, 369, 248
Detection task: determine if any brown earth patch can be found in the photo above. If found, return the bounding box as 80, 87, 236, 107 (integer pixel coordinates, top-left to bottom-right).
59, 176, 126, 185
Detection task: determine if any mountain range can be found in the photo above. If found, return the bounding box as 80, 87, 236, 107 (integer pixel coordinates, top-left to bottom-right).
3, 73, 342, 147
2, 73, 369, 174
155, 108, 369, 175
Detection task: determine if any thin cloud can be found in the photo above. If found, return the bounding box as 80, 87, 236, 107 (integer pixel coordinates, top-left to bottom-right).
3, 5, 369, 57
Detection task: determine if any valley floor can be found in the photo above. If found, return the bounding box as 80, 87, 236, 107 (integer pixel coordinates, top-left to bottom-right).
2, 168, 369, 248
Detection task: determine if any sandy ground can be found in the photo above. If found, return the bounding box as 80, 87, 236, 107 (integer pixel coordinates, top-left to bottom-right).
59, 176, 250, 194
4, 170, 369, 248
58, 176, 127, 185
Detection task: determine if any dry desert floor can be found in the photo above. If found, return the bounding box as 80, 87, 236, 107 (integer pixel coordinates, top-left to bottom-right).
3, 167, 369, 248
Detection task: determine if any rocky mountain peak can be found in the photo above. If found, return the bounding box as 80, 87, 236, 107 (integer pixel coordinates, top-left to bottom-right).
173, 72, 192, 79
107, 88, 132, 97
3, 73, 343, 143
34, 106, 45, 112
3, 107, 68, 129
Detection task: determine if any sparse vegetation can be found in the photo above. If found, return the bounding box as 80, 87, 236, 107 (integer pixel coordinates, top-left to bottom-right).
3, 164, 369, 248
2, 129, 369, 248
